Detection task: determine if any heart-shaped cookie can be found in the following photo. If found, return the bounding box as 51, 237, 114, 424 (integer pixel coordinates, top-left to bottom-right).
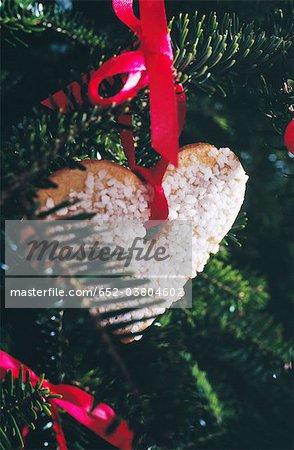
37, 143, 248, 341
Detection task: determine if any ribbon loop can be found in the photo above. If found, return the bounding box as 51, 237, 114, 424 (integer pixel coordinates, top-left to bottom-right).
113, 0, 142, 36
88, 51, 146, 107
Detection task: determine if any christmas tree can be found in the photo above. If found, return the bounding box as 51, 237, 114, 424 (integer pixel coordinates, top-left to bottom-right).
1, 0, 293, 449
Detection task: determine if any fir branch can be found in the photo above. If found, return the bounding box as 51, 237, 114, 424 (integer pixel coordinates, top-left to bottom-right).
181, 353, 223, 423
171, 9, 293, 94
43, 8, 108, 51
223, 212, 248, 247
0, 0, 45, 34
0, 367, 61, 449
266, 6, 294, 40
0, 1, 107, 51
257, 76, 294, 135
1, 100, 127, 212
192, 252, 290, 363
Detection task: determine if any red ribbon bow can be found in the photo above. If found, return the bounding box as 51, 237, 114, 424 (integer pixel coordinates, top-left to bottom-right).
0, 350, 134, 450
88, 0, 187, 220
42, 0, 186, 221
89, 0, 183, 167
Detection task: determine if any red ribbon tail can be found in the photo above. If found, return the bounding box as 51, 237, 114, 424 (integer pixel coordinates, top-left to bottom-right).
51, 404, 68, 450
148, 58, 179, 167
118, 114, 136, 168
140, 0, 179, 167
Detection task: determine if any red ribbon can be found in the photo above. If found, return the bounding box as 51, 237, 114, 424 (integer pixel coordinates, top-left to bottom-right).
0, 350, 134, 450
88, 0, 182, 166
41, 0, 186, 221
